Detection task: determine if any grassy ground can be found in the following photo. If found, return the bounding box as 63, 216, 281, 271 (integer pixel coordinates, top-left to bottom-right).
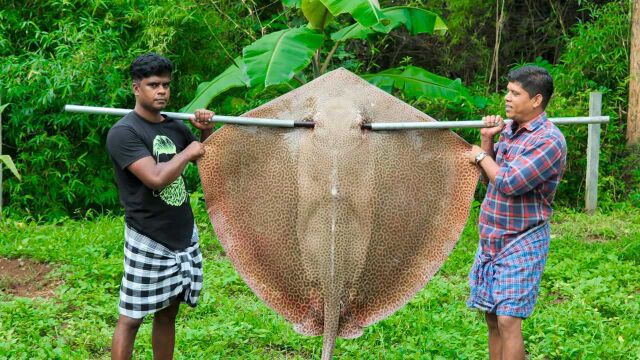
0, 200, 638, 359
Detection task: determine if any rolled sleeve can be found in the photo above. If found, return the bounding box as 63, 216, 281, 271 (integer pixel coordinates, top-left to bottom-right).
494, 137, 565, 196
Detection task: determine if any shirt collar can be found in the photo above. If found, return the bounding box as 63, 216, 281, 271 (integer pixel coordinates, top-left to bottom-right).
505, 112, 547, 137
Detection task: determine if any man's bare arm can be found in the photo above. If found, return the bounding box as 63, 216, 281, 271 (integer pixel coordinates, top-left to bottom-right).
468, 115, 505, 185
127, 141, 204, 190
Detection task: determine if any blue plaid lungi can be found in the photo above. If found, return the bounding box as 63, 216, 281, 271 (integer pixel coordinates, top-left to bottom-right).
467, 222, 550, 318
119, 225, 203, 319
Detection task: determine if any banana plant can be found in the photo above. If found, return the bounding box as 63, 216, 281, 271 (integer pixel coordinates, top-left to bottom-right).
183, 0, 484, 113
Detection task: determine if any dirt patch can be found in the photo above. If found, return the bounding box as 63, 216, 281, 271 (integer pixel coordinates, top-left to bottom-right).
585, 234, 613, 243
0, 257, 62, 298
548, 291, 569, 305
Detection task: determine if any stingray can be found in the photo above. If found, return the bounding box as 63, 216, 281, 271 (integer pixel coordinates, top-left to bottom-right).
198, 68, 479, 359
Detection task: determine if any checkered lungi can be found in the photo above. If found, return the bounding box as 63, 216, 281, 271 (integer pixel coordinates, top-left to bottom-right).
467, 222, 550, 319
119, 225, 203, 319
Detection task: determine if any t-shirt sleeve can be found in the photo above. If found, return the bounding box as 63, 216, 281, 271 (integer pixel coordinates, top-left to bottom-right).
106, 125, 152, 170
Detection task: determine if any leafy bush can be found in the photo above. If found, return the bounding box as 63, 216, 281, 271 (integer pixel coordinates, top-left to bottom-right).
1, 0, 635, 219
546, 0, 633, 208
405, 0, 635, 209
0, 0, 256, 219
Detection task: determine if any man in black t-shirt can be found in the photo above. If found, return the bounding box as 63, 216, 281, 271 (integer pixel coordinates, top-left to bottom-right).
106, 53, 214, 359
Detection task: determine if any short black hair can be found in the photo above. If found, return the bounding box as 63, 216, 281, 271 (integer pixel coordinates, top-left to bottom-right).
507, 66, 554, 109
130, 53, 173, 82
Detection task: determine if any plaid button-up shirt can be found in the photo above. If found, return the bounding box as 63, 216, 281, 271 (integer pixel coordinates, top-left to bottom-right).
479, 112, 567, 254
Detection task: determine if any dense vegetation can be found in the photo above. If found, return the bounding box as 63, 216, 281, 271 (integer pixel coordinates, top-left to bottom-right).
0, 0, 637, 219
0, 0, 256, 218
1, 1, 638, 358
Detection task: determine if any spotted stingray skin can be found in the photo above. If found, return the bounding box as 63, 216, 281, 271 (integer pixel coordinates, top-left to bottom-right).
198, 68, 479, 342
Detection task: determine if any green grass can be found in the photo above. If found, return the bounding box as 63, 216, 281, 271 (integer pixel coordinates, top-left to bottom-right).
0, 203, 639, 359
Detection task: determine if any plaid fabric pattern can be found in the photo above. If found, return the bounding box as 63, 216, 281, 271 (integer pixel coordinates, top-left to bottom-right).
119, 225, 203, 319
479, 113, 566, 254
467, 223, 550, 318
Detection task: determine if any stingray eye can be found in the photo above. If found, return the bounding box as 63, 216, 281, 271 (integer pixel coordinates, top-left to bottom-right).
361, 111, 370, 123
358, 111, 373, 128
305, 112, 321, 127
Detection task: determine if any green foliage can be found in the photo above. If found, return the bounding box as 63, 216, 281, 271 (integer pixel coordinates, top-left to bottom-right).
242, 27, 325, 87
284, 0, 303, 8
181, 58, 247, 113
544, 0, 633, 208
0, 0, 256, 219
389, 0, 493, 84
362, 65, 483, 106
332, 6, 446, 41
302, 0, 333, 29
0, 156, 20, 181
406, 0, 635, 209
320, 0, 386, 27
620, 144, 640, 207
188, 0, 470, 120
1, 206, 638, 358
0, 103, 20, 180
1, 0, 635, 219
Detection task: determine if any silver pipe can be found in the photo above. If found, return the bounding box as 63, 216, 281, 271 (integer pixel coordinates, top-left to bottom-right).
364, 116, 610, 130
64, 105, 313, 128
66, 105, 609, 130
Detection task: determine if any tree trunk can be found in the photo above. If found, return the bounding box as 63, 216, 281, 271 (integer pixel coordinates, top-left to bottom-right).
628, 0, 640, 145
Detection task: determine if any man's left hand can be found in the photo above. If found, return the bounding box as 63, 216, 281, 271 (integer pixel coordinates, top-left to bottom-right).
189, 109, 215, 131
466, 145, 484, 164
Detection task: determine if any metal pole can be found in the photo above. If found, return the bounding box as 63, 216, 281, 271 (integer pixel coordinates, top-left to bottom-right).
586, 92, 602, 214
64, 105, 315, 128
362, 116, 609, 130
67, 105, 609, 130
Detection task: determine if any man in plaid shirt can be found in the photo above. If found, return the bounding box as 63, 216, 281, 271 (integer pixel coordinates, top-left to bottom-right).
466, 66, 567, 360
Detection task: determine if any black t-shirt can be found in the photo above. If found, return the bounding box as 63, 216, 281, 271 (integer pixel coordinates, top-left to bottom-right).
106, 111, 198, 250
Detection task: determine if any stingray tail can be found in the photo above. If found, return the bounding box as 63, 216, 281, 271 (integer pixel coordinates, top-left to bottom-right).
321, 292, 339, 360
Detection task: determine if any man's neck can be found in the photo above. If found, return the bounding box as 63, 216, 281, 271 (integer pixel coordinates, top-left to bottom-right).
134, 104, 164, 123
515, 110, 544, 130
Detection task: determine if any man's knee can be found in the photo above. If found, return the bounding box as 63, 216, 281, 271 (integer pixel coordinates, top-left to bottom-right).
154, 302, 180, 323
485, 312, 499, 330
497, 315, 522, 333
118, 315, 144, 330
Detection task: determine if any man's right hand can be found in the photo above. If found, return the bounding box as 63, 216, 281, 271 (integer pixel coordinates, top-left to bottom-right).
183, 141, 205, 161
480, 115, 505, 139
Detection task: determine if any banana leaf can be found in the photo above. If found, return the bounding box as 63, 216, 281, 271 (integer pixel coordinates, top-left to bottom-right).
302, 0, 333, 30
0, 155, 21, 180
320, 0, 385, 27
243, 27, 324, 87
332, 6, 446, 42
362, 66, 483, 106
180, 58, 247, 113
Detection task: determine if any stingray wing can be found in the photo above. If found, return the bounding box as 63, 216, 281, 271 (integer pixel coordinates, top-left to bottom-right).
348, 129, 477, 331
198, 68, 479, 340
199, 123, 319, 327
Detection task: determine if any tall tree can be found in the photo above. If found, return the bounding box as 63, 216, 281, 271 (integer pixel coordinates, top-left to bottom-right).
629, 0, 640, 145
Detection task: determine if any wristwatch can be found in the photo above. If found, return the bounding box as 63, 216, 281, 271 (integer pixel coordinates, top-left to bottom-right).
474, 151, 487, 165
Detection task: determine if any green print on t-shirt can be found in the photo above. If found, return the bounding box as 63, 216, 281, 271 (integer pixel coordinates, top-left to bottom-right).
152, 135, 187, 206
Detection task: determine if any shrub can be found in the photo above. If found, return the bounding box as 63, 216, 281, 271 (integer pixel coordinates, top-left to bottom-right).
0, 0, 256, 219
